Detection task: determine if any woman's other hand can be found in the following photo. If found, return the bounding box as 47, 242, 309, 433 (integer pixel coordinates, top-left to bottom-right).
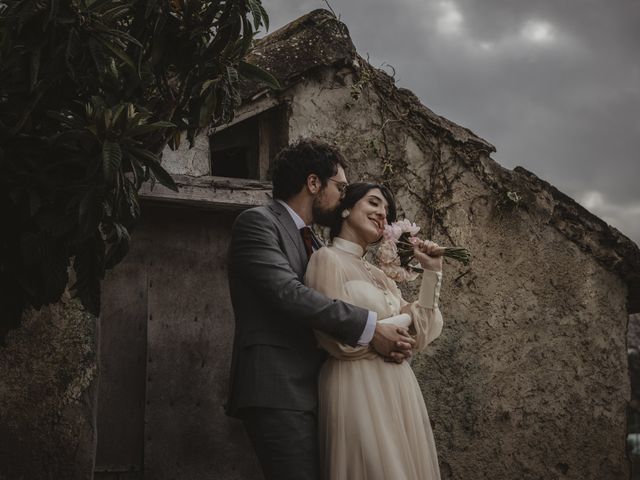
413, 239, 443, 272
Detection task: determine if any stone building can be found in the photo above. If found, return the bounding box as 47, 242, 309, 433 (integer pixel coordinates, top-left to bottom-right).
629, 313, 640, 479
93, 9, 640, 480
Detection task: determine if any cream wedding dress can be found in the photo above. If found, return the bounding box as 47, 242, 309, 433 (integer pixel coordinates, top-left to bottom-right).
305, 237, 443, 480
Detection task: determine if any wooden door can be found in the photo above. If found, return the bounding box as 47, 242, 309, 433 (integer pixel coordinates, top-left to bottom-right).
96, 205, 262, 479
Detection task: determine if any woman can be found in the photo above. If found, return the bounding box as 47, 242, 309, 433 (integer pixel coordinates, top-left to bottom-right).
304, 183, 443, 480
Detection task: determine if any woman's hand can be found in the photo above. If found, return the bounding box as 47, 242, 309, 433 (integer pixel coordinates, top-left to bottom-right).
413, 239, 443, 272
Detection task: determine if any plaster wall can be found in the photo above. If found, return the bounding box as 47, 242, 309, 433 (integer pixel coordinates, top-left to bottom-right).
630, 314, 640, 350
282, 67, 630, 479
161, 132, 210, 177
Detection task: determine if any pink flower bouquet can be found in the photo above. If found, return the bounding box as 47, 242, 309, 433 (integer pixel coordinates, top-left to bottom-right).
375, 219, 471, 282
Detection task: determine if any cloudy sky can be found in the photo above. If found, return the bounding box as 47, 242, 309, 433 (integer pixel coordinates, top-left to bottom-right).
262, 0, 640, 245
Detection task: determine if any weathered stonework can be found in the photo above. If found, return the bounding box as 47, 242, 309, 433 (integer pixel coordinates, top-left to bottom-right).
630, 314, 640, 351
0, 295, 98, 479
629, 313, 640, 478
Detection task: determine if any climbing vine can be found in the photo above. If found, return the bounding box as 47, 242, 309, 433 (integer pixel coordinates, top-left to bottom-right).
346, 60, 468, 246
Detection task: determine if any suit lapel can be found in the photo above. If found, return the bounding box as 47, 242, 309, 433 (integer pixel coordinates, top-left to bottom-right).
267, 201, 308, 264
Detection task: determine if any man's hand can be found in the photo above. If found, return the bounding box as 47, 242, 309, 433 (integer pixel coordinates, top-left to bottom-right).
371, 323, 415, 363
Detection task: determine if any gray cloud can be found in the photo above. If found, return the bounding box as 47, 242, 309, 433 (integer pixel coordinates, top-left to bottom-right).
262, 0, 640, 244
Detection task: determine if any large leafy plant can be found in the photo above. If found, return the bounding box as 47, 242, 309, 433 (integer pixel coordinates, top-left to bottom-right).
0, 0, 277, 332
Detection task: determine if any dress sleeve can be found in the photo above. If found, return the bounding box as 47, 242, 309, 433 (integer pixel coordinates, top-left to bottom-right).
384, 269, 444, 352
305, 248, 373, 360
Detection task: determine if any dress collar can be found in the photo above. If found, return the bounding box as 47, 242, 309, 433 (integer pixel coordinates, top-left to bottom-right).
332, 237, 365, 258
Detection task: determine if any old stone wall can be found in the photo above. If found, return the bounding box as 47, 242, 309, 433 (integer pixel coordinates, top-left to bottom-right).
0, 296, 98, 479
283, 63, 631, 479
630, 314, 640, 350
630, 313, 640, 479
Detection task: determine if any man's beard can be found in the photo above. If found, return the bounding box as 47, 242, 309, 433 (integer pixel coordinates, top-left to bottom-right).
312, 198, 338, 227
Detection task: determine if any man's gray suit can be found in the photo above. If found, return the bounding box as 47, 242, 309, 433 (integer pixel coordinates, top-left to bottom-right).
226, 200, 368, 478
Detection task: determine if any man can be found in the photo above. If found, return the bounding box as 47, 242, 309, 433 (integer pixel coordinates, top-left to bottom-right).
225, 139, 414, 480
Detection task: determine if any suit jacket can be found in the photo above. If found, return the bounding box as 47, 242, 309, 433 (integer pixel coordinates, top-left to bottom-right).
225, 200, 369, 417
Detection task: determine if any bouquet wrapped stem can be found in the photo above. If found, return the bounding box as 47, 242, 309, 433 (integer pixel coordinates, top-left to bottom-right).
397, 237, 471, 271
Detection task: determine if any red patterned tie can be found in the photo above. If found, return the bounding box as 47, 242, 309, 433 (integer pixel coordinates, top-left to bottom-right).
300, 227, 314, 259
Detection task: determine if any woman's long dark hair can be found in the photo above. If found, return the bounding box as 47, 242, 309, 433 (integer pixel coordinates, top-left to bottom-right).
329, 182, 397, 239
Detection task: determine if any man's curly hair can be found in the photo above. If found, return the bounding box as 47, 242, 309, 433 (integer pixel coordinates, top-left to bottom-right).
271, 138, 347, 200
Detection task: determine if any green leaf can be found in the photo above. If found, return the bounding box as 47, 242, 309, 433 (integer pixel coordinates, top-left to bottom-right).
104, 222, 130, 269
169, 130, 182, 150
248, 0, 268, 31
123, 178, 141, 220
239, 17, 253, 56
125, 151, 146, 188
199, 90, 217, 127
126, 103, 136, 120
150, 161, 179, 193
237, 61, 280, 90
226, 65, 239, 85
98, 27, 144, 49
259, 3, 269, 31
200, 79, 216, 95
99, 4, 131, 22
248, 0, 261, 30
124, 120, 175, 137
100, 37, 137, 71
126, 111, 148, 130
130, 147, 178, 192
102, 141, 122, 183
30, 48, 40, 91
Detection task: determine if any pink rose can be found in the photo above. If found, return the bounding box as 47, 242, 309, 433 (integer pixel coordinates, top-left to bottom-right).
396, 219, 420, 236
383, 223, 402, 241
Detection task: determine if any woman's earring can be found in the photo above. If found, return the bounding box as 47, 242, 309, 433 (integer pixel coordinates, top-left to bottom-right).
341, 209, 350, 218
